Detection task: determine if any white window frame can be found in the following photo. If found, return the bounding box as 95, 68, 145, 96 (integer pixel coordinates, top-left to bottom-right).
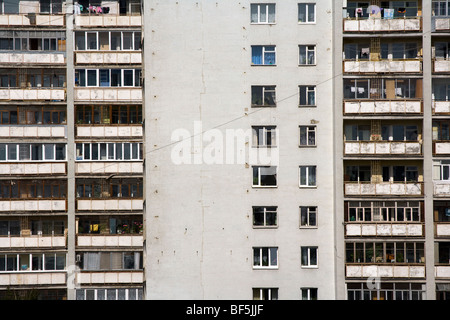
299, 85, 316, 106
299, 125, 316, 146
300, 206, 317, 228
252, 288, 278, 300
301, 288, 318, 300
0, 253, 66, 272
75, 68, 142, 88
76, 288, 143, 301
253, 247, 278, 269
75, 142, 142, 161
0, 143, 66, 162
301, 246, 318, 268
253, 206, 278, 228
252, 45, 277, 66
250, 3, 276, 24
299, 45, 316, 65
251, 85, 276, 107
299, 165, 316, 187
252, 125, 277, 148
347, 201, 421, 223
298, 3, 316, 23
252, 166, 277, 187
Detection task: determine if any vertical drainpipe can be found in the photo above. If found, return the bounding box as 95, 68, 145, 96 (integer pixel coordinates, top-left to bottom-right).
65, 0, 76, 301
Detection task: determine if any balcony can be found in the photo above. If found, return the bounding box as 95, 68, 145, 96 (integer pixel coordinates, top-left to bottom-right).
344, 99, 422, 115
74, 14, 141, 28
75, 162, 143, 175
75, 52, 141, 65
0, 14, 65, 27
343, 17, 422, 33
76, 271, 143, 285
0, 163, 66, 176
74, 87, 142, 102
0, 236, 66, 248
76, 125, 142, 138
76, 199, 143, 211
77, 235, 143, 247
0, 88, 65, 101
0, 271, 66, 286
345, 181, 423, 196
346, 222, 424, 237
0, 125, 66, 138
0, 53, 65, 65
0, 200, 66, 212
346, 264, 425, 278
344, 60, 422, 73
344, 141, 422, 156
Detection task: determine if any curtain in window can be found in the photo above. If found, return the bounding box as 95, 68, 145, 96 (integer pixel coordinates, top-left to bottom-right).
83, 252, 100, 270
252, 46, 262, 65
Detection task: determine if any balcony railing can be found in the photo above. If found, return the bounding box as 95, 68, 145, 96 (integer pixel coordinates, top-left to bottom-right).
75, 162, 143, 175
433, 141, 450, 155
344, 59, 422, 73
436, 266, 450, 279
0, 14, 65, 27
343, 17, 422, 32
75, 52, 141, 65
433, 16, 450, 31
346, 264, 425, 278
0, 125, 66, 138
74, 14, 141, 27
77, 235, 143, 247
76, 199, 143, 211
433, 181, 450, 197
344, 141, 422, 156
344, 181, 423, 196
0, 53, 65, 65
432, 100, 450, 114
76, 270, 143, 285
0, 235, 66, 248
74, 87, 142, 102
343, 99, 422, 115
435, 222, 450, 237
346, 222, 424, 237
0, 88, 65, 101
0, 199, 66, 212
0, 162, 66, 176
433, 59, 450, 73
0, 271, 66, 286
76, 125, 142, 138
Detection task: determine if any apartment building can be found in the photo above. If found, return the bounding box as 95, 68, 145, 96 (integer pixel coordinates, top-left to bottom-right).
0, 0, 448, 301
334, 0, 450, 300
0, 0, 144, 300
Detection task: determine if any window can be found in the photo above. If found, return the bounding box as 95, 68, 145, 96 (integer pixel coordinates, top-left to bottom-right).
381, 42, 418, 60
251, 86, 276, 107
298, 3, 316, 23
345, 165, 371, 182
253, 166, 277, 187
299, 86, 316, 106
252, 46, 276, 65
299, 126, 316, 146
76, 179, 143, 199
299, 45, 316, 65
40, 0, 63, 14
346, 242, 424, 264
253, 247, 278, 268
381, 1, 418, 18
76, 142, 142, 161
75, 69, 142, 87
433, 1, 450, 16
347, 201, 421, 222
300, 206, 317, 227
345, 124, 371, 141
79, 252, 143, 271
250, 3, 276, 24
253, 288, 278, 300
0, 253, 65, 272
344, 79, 421, 100
31, 220, 64, 236
347, 282, 425, 300
382, 125, 418, 141
0, 180, 66, 200
301, 246, 318, 267
75, 31, 142, 51
0, 144, 65, 161
0, 220, 20, 236
75, 105, 142, 125
253, 206, 277, 227
301, 288, 318, 300
382, 166, 418, 182
252, 126, 276, 147
344, 43, 370, 60
299, 166, 316, 187
76, 288, 143, 301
